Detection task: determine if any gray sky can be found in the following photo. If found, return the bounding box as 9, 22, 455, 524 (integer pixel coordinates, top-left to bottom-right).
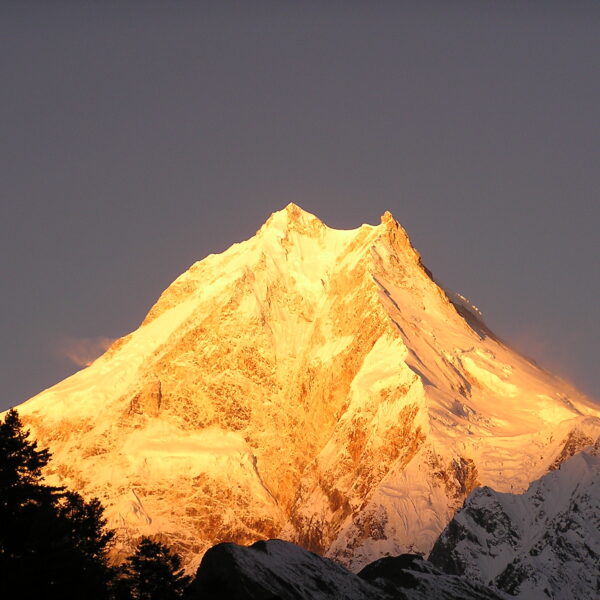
1, 2, 598, 411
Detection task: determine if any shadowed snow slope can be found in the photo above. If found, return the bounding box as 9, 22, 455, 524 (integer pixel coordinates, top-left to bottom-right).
188, 539, 507, 600
10, 204, 600, 570
430, 439, 600, 599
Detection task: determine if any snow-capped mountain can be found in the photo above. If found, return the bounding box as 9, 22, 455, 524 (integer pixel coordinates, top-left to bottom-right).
430, 438, 600, 599
11, 204, 600, 570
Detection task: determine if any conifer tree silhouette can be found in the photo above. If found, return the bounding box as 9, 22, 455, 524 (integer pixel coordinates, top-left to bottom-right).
116, 537, 191, 600
0, 409, 115, 599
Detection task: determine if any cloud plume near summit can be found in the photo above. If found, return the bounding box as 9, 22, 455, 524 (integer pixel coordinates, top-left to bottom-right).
57, 336, 115, 367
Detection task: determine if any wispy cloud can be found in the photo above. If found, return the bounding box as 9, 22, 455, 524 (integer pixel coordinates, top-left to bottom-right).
57, 336, 116, 367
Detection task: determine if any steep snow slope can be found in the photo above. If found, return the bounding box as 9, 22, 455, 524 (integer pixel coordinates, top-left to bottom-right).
430, 439, 600, 599
11, 204, 600, 569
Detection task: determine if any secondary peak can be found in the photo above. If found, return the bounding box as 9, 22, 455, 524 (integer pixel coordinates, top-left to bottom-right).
380, 210, 395, 225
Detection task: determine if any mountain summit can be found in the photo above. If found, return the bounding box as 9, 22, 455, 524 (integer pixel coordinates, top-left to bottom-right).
13, 205, 600, 570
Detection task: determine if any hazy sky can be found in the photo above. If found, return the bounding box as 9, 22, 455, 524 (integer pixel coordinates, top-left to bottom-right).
1, 2, 599, 412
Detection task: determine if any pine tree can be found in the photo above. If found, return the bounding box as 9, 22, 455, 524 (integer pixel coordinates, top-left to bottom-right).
0, 409, 115, 599
0, 409, 59, 587
0, 407, 56, 505
117, 537, 191, 600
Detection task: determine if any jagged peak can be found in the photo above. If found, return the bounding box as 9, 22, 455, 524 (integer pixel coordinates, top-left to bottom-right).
260, 204, 414, 243
378, 209, 410, 240
260, 204, 412, 234
380, 210, 396, 226
260, 203, 326, 236
283, 202, 315, 220
374, 209, 422, 266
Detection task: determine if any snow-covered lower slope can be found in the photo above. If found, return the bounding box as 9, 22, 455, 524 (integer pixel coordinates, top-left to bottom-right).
10, 204, 600, 570
358, 554, 509, 600
188, 539, 508, 600
429, 439, 600, 599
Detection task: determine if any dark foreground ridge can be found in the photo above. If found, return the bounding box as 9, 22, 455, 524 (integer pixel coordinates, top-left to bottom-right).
187, 538, 507, 600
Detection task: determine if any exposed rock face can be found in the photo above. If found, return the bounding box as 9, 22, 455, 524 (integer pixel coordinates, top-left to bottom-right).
187, 539, 508, 600
430, 439, 600, 599
11, 204, 600, 570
